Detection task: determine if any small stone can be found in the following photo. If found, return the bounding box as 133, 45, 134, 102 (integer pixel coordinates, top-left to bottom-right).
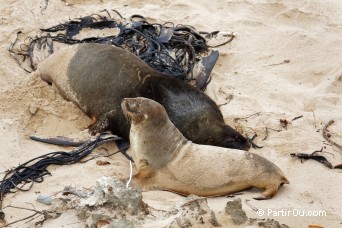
175, 217, 192, 228
248, 218, 289, 228
209, 210, 221, 227
29, 105, 38, 115
36, 195, 53, 205
86, 214, 111, 228
175, 196, 221, 227
225, 198, 248, 225
109, 219, 136, 228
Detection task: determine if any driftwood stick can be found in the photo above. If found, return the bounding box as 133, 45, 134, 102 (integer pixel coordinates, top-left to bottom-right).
4, 212, 40, 227
2, 205, 44, 227
245, 199, 259, 211
323, 120, 342, 152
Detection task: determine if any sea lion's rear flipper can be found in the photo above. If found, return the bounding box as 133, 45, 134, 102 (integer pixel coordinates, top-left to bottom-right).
253, 184, 279, 200
193, 50, 219, 90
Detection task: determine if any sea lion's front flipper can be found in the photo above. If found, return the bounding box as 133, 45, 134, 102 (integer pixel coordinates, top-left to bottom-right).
30, 135, 90, 147
135, 159, 154, 179
88, 111, 116, 135
253, 184, 279, 200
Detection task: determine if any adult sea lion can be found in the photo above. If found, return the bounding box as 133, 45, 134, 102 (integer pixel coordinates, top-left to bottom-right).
37, 43, 250, 150
122, 97, 289, 199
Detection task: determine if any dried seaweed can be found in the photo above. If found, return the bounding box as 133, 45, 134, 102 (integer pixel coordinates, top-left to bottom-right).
290, 148, 333, 169
9, 10, 234, 89
0, 133, 122, 219
323, 120, 342, 152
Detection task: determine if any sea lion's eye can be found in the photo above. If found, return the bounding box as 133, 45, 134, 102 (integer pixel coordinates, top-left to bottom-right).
224, 138, 235, 144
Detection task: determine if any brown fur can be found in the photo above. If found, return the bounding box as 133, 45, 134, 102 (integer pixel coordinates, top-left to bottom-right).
122, 97, 289, 199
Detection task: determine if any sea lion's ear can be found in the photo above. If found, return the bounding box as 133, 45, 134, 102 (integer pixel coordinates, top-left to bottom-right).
139, 73, 152, 84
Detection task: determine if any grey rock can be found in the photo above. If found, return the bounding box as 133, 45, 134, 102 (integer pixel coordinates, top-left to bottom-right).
209, 210, 221, 227
247, 218, 289, 228
81, 176, 144, 215
225, 198, 248, 225
36, 195, 53, 205
109, 219, 136, 228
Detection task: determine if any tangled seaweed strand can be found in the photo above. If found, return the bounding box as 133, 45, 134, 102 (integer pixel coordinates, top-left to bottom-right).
0, 133, 122, 219
9, 9, 234, 83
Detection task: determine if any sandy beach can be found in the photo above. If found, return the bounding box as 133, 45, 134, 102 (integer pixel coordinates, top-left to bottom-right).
0, 0, 341, 227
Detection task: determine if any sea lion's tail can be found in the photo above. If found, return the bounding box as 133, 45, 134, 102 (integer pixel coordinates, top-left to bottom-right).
281, 176, 290, 185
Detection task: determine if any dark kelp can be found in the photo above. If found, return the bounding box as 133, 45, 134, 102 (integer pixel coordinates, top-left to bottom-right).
0, 133, 125, 219
9, 9, 234, 90
290, 148, 333, 169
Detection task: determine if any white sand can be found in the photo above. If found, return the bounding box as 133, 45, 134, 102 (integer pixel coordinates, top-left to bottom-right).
0, 0, 341, 227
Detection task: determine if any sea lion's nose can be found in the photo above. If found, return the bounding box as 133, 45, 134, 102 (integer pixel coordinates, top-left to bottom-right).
121, 98, 130, 111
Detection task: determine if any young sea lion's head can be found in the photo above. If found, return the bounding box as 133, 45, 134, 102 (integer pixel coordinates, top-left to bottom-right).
121, 97, 168, 125
185, 111, 250, 151
207, 123, 251, 151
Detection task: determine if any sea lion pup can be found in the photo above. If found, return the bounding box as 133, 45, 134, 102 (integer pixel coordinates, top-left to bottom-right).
36, 43, 250, 150
121, 97, 289, 199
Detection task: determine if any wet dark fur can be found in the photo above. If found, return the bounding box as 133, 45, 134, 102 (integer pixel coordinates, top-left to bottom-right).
41, 43, 250, 150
